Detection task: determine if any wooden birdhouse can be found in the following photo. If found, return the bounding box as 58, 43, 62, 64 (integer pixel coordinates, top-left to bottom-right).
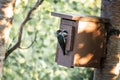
51, 12, 108, 68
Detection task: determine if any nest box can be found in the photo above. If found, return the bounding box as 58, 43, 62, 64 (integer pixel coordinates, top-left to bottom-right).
51, 12, 108, 68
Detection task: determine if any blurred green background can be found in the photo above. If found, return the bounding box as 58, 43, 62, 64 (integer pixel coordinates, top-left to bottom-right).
2, 0, 101, 80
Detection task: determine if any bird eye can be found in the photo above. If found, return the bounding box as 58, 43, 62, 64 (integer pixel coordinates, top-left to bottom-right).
62, 30, 68, 37
63, 30, 68, 34
56, 30, 62, 37
57, 30, 62, 33
56, 30, 62, 34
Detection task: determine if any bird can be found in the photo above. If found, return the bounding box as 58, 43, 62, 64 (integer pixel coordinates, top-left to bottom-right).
56, 30, 68, 55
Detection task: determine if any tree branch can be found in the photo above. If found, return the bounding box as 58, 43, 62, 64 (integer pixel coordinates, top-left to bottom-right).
19, 31, 38, 49
5, 0, 44, 60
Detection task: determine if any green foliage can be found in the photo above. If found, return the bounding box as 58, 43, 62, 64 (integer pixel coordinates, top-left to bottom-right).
2, 0, 100, 80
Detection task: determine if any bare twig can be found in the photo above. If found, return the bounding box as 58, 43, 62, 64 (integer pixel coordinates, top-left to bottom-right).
19, 31, 38, 49
5, 0, 44, 60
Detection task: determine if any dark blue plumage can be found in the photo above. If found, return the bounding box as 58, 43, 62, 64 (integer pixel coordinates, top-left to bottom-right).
56, 30, 68, 55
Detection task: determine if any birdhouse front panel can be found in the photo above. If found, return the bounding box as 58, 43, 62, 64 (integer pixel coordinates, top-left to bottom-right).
56, 19, 77, 67
51, 12, 108, 68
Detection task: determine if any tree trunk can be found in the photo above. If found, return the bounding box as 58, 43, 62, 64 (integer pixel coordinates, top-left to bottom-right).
94, 0, 120, 80
0, 0, 15, 78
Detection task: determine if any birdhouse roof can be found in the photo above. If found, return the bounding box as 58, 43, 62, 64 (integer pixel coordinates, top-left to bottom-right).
51, 12, 109, 23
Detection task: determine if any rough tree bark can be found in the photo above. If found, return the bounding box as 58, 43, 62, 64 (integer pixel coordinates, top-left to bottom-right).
94, 0, 120, 80
0, 0, 15, 78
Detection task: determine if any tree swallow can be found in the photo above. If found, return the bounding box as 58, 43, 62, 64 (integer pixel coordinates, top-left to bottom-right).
56, 30, 68, 55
